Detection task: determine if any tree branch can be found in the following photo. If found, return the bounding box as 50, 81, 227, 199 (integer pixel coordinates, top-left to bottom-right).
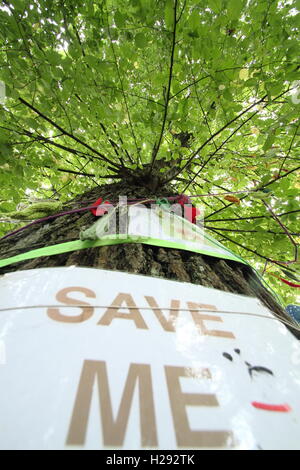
150, 0, 179, 170
207, 227, 273, 262
2, 125, 120, 171
205, 165, 300, 220
97, 85, 164, 108
204, 209, 300, 223
105, 8, 141, 165
262, 200, 298, 264
18, 98, 121, 169
182, 109, 260, 191
205, 226, 299, 236
43, 165, 120, 179
99, 122, 126, 166
44, 165, 95, 177
278, 120, 300, 176
169, 88, 291, 188
180, 95, 267, 174
169, 60, 294, 101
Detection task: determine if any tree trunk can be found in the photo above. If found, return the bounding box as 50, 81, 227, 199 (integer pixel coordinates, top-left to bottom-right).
0, 181, 297, 338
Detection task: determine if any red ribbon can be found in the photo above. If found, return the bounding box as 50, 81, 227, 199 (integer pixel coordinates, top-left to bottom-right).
176, 194, 201, 224
270, 273, 300, 288
90, 198, 111, 217
90, 194, 201, 224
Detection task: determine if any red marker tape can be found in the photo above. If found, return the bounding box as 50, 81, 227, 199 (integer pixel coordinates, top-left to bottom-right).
251, 402, 291, 412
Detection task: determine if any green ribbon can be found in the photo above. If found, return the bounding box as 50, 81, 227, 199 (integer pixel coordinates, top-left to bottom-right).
156, 198, 171, 210
0, 231, 286, 312
0, 233, 246, 269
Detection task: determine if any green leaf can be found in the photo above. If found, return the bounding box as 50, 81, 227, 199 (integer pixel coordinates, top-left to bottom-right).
24, 117, 40, 130
47, 50, 62, 66
263, 135, 275, 151
68, 45, 81, 59
250, 191, 267, 200
0, 143, 12, 161
0, 202, 15, 212
84, 55, 99, 69
265, 148, 277, 158
135, 33, 148, 48
189, 10, 200, 31
209, 0, 223, 10
114, 11, 125, 28
164, 0, 173, 29
227, 0, 244, 20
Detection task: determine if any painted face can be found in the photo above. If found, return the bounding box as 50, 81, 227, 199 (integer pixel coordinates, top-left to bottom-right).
223, 349, 291, 413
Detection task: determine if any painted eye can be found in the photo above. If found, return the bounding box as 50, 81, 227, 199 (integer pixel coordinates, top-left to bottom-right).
223, 352, 233, 361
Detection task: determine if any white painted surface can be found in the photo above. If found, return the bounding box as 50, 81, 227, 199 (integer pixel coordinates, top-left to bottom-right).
0, 267, 299, 450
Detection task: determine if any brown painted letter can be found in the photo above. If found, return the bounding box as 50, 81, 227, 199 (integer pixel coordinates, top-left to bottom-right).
66, 360, 158, 447
98, 293, 148, 329
165, 365, 234, 448
47, 287, 96, 323
144, 296, 180, 332
187, 302, 235, 339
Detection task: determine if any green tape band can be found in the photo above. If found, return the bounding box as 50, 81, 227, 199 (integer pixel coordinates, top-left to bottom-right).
0, 234, 246, 269
0, 231, 286, 312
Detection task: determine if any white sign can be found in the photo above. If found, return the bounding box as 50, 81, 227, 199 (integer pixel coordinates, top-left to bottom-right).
0, 267, 300, 450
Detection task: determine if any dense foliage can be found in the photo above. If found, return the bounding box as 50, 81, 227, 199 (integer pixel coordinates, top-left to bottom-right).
0, 0, 299, 303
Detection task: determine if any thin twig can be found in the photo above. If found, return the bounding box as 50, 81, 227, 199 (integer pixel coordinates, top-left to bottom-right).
18, 98, 121, 169
278, 120, 300, 176
204, 209, 300, 223
105, 5, 141, 165
181, 110, 260, 191
262, 260, 268, 276
150, 0, 179, 170
205, 226, 299, 236
262, 200, 298, 264
205, 165, 300, 220
169, 88, 290, 188
207, 227, 273, 261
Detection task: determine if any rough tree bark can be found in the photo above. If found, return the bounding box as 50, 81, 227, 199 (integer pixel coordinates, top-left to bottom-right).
0, 181, 298, 338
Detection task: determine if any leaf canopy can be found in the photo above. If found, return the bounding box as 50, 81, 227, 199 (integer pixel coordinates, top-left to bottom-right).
0, 0, 299, 304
